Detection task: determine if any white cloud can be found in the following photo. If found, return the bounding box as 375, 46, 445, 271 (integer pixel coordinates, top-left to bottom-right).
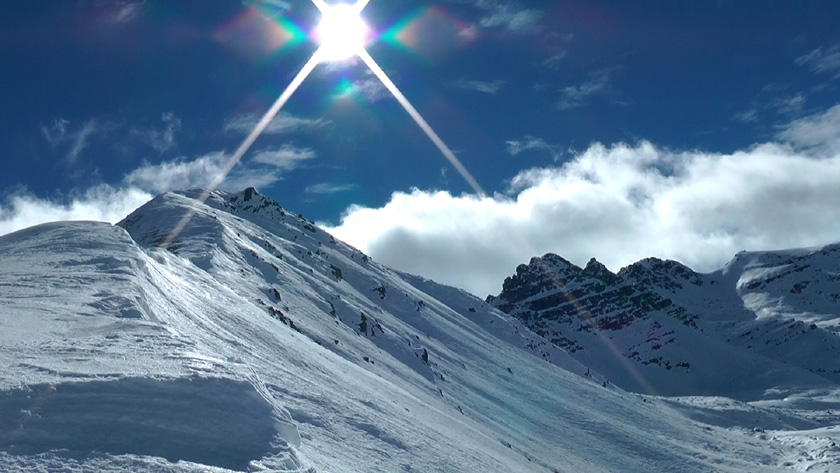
305, 183, 357, 195
0, 186, 152, 237
558, 69, 614, 110
243, 0, 291, 12
474, 1, 542, 32
132, 112, 181, 152
108, 1, 143, 24
778, 103, 840, 156
123, 152, 281, 194
251, 145, 316, 170
327, 106, 840, 297
224, 112, 330, 135
0, 145, 298, 237
81, 1, 145, 26
506, 135, 562, 160
796, 46, 840, 77
450, 79, 506, 95
768, 94, 807, 116
543, 52, 567, 68
42, 118, 110, 164
347, 78, 389, 103
732, 109, 759, 124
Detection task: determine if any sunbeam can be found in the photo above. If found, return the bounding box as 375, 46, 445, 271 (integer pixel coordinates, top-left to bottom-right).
358, 49, 486, 196
161, 0, 485, 246
353, 0, 372, 13
160, 49, 323, 249
310, 0, 330, 13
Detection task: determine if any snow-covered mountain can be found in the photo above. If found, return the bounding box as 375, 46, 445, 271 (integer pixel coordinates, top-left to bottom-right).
1, 188, 839, 472
488, 246, 840, 399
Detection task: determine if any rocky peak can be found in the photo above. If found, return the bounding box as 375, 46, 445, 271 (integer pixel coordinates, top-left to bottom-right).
581, 258, 617, 283
490, 253, 583, 309
618, 257, 704, 292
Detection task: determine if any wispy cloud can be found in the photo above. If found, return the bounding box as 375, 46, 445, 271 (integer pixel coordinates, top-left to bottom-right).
305, 183, 358, 195
131, 112, 181, 153
732, 90, 809, 125
558, 69, 614, 110
543, 52, 567, 68
224, 112, 330, 135
473, 0, 542, 32
0, 142, 310, 237
109, 1, 143, 24
327, 105, 840, 297
41, 118, 112, 164
251, 145, 316, 170
778, 103, 840, 157
732, 109, 759, 124
506, 136, 562, 160
123, 152, 281, 194
796, 45, 840, 77
449, 79, 506, 95
347, 78, 389, 103
768, 94, 807, 116
243, 0, 291, 12
83, 1, 145, 26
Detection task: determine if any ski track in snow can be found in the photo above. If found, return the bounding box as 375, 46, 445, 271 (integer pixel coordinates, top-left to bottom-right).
0, 189, 838, 472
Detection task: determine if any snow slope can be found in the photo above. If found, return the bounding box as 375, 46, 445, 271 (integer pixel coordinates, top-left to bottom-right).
0, 188, 836, 472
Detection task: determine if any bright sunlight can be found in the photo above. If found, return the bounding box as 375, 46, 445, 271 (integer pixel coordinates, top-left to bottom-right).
315, 3, 369, 61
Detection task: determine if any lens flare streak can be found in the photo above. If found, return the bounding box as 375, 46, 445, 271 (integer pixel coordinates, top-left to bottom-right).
163, 0, 485, 246
161, 49, 323, 248
311, 0, 330, 13
358, 49, 485, 196
214, 49, 323, 191
353, 0, 372, 13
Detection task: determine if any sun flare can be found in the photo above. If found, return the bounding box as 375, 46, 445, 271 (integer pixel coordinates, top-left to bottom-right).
315, 4, 368, 62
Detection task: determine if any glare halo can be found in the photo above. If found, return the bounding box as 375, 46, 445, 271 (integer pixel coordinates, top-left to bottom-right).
168, 0, 484, 249
315, 3, 369, 62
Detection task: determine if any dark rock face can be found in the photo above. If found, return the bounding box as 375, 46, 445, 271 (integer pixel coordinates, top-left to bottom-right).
487, 254, 702, 370
488, 254, 697, 337
486, 249, 840, 396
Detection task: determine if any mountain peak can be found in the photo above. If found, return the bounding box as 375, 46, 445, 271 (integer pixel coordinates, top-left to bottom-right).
582, 257, 615, 282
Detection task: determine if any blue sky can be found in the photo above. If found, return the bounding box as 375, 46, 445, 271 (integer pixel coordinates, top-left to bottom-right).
3, 0, 840, 296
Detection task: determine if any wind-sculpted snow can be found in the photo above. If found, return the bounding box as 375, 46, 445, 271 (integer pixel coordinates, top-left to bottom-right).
2, 188, 839, 472
0, 377, 299, 471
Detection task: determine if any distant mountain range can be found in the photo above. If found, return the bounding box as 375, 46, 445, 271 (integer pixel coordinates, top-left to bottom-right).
1, 188, 839, 472
488, 242, 840, 398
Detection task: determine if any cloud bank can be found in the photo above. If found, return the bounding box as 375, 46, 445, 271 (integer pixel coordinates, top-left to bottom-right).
1, 142, 312, 237
327, 105, 840, 297
0, 186, 152, 237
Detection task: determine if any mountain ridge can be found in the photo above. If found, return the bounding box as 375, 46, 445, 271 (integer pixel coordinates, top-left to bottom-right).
2, 188, 840, 471
488, 243, 840, 398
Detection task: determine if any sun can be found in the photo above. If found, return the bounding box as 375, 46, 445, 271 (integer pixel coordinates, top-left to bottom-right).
167, 0, 483, 246
315, 3, 369, 61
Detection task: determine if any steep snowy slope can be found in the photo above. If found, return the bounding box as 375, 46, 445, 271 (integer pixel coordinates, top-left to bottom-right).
0, 188, 834, 472
723, 245, 840, 328
488, 248, 840, 399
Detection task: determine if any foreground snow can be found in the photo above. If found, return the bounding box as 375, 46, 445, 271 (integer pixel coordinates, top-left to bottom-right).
0, 189, 837, 472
